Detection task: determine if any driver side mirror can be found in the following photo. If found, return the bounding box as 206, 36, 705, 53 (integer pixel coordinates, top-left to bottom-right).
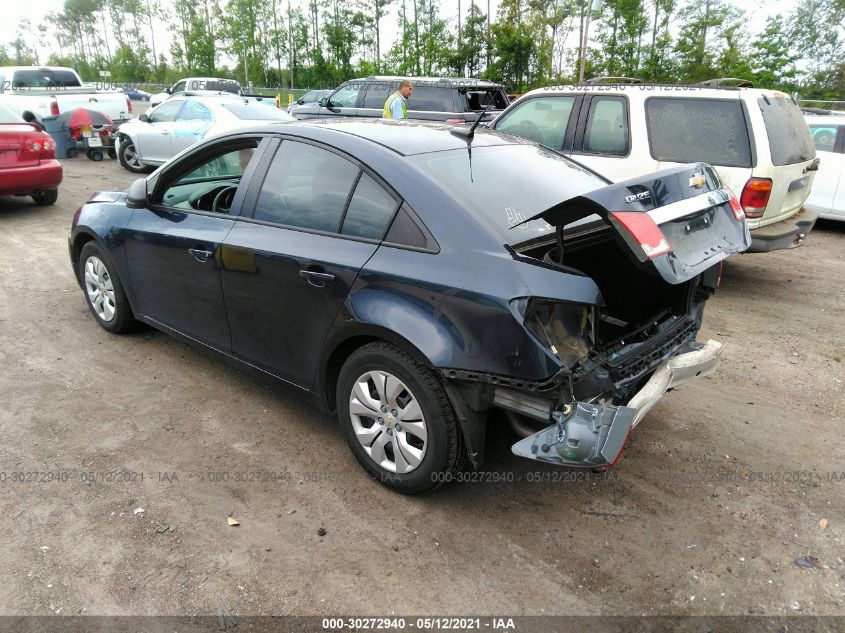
138, 113, 149, 122
318, 97, 328, 107
126, 178, 148, 209
164, 87, 172, 94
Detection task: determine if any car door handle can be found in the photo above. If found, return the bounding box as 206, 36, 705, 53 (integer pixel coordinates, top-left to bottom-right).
299, 269, 336, 286
188, 248, 213, 262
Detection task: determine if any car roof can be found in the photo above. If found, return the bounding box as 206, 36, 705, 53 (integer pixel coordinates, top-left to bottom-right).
516, 84, 790, 101
352, 75, 503, 87
259, 118, 526, 156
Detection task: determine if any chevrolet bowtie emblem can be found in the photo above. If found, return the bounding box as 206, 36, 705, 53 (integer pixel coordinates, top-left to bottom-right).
689, 173, 706, 188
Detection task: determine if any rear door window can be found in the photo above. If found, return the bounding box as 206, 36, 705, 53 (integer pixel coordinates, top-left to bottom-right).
362, 81, 398, 109
758, 96, 816, 165
177, 100, 213, 122
645, 97, 752, 167
494, 96, 575, 150
581, 97, 628, 155
341, 173, 399, 239
407, 87, 454, 112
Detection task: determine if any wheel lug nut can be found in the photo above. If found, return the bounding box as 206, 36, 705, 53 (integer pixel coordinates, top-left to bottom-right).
380, 405, 387, 413
387, 429, 393, 436
391, 409, 398, 416
378, 418, 384, 425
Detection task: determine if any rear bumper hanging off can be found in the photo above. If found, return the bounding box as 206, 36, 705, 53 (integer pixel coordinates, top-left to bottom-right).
511, 339, 724, 468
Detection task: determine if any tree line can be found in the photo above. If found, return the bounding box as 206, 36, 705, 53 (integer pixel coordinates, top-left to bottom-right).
0, 0, 842, 99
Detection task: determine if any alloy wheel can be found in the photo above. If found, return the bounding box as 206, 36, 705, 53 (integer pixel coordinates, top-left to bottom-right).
122, 143, 142, 169
84, 256, 116, 322
348, 370, 428, 474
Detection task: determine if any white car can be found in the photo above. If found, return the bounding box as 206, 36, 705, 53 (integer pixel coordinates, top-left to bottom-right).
148, 77, 242, 109
116, 95, 294, 173
804, 113, 845, 221
491, 79, 819, 252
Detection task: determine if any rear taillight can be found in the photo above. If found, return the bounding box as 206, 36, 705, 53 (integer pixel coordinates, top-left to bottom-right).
126, 98, 132, 114
24, 136, 56, 160
740, 178, 772, 219
50, 100, 59, 116
40, 136, 56, 159
610, 211, 672, 259
727, 189, 745, 221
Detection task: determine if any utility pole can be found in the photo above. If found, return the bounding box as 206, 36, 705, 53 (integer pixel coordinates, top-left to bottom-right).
288, 1, 294, 90
578, 0, 601, 82
486, 0, 491, 70
241, 31, 248, 85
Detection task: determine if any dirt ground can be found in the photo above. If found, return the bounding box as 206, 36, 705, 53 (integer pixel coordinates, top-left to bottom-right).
0, 156, 843, 620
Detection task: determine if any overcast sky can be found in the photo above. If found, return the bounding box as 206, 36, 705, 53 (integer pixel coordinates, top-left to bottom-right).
2, 0, 800, 75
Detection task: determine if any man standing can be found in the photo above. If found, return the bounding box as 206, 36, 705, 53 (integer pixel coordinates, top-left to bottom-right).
383, 80, 413, 119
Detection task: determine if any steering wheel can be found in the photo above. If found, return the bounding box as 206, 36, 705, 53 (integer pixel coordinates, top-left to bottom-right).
212, 185, 238, 214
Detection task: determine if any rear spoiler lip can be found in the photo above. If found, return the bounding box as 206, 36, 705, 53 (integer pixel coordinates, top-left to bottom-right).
511, 162, 722, 229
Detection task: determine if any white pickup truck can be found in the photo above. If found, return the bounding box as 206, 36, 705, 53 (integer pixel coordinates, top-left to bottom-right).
0, 66, 132, 123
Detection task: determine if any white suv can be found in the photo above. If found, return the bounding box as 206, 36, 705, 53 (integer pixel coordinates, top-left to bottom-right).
491, 80, 819, 252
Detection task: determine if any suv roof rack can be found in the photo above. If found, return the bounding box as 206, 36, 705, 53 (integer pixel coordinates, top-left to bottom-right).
695, 78, 754, 88
583, 76, 642, 85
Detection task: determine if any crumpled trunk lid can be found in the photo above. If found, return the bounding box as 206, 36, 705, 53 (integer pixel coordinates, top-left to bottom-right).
517, 162, 751, 285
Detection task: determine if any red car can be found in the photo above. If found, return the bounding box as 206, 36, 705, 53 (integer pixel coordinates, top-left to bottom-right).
0, 102, 62, 205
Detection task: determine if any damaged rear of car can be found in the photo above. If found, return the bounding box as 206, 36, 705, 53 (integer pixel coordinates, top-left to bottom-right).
388, 142, 750, 479
504, 163, 749, 468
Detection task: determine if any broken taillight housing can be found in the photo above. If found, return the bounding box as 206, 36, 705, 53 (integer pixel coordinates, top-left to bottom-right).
610, 211, 672, 259
740, 178, 772, 219
727, 189, 745, 221
511, 298, 593, 368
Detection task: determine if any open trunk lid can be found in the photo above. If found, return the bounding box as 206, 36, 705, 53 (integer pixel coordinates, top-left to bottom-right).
517, 162, 751, 285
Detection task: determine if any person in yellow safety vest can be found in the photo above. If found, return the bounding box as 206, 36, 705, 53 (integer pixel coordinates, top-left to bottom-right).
383, 80, 413, 119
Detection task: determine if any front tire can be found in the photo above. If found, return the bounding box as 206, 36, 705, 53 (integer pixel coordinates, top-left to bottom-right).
118, 137, 146, 173
336, 343, 466, 494
78, 241, 137, 333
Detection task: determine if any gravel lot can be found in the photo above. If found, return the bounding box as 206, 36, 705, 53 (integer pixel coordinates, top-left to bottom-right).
0, 156, 843, 618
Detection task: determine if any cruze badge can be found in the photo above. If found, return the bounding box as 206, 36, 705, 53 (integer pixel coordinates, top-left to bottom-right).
625, 190, 651, 204
689, 173, 706, 188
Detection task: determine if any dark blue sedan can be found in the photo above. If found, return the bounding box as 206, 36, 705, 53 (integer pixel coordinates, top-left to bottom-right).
68, 120, 749, 493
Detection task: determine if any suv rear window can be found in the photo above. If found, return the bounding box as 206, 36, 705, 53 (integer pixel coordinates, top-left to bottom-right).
645, 98, 752, 168
758, 97, 816, 165
461, 88, 508, 111
407, 87, 454, 112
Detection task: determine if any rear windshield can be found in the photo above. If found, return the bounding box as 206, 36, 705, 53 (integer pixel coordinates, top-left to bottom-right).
221, 103, 290, 120
461, 88, 508, 111
0, 102, 21, 122
408, 144, 605, 244
407, 87, 455, 112
758, 97, 816, 165
645, 97, 752, 168
11, 69, 81, 89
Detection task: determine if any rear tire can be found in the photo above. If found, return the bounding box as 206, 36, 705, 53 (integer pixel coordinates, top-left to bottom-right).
65, 147, 79, 159
78, 241, 137, 334
31, 189, 58, 206
336, 342, 466, 494
118, 137, 146, 173
87, 149, 104, 161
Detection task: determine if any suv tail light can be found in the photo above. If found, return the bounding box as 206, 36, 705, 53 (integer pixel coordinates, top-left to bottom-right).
50, 100, 60, 116
126, 98, 132, 114
740, 178, 772, 219
40, 136, 56, 159
610, 211, 672, 259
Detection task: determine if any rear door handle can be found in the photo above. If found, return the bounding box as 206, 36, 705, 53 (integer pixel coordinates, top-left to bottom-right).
188, 248, 213, 262
299, 269, 336, 287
